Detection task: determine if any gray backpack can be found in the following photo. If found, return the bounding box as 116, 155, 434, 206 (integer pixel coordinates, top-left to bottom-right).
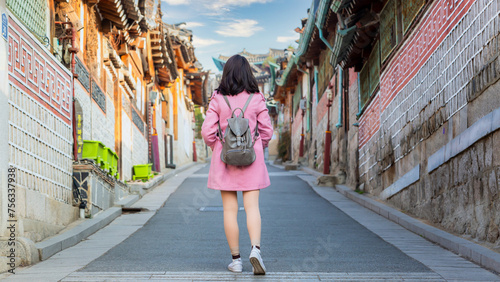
218, 94, 259, 166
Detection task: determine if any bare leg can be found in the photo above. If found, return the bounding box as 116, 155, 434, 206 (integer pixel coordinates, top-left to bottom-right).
243, 190, 261, 247
221, 191, 239, 256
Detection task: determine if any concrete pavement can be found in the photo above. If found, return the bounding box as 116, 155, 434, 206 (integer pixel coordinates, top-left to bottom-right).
1, 163, 499, 281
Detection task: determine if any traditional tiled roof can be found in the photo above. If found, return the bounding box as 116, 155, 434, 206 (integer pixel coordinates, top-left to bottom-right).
214, 48, 287, 72
96, 0, 148, 43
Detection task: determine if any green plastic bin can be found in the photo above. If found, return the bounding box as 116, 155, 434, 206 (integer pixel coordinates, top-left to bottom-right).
133, 164, 153, 181
82, 140, 105, 165
100, 147, 111, 171
109, 150, 119, 177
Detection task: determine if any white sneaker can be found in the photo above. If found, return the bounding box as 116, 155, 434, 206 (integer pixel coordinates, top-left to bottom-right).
228, 258, 242, 273
249, 247, 266, 275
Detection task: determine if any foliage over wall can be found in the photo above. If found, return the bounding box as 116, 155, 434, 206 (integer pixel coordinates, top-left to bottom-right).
195, 107, 204, 139
278, 130, 291, 161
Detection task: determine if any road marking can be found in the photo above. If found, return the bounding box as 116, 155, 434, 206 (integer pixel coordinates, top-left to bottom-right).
188, 172, 309, 178
62, 271, 444, 281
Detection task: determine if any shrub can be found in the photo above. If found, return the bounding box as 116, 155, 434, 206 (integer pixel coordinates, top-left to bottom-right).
278, 130, 291, 161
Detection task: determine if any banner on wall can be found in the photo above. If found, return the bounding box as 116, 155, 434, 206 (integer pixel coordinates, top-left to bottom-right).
75, 99, 84, 159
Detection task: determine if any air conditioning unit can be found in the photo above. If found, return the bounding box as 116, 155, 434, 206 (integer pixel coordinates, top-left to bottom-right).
52, 37, 62, 62
299, 98, 307, 110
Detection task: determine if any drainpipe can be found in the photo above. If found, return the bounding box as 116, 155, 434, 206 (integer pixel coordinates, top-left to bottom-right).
335, 68, 343, 128
324, 83, 334, 175
57, 21, 79, 159
316, 24, 335, 53
337, 13, 346, 29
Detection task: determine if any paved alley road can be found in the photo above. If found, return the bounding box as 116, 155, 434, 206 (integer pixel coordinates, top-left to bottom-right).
79, 164, 431, 273
3, 163, 499, 281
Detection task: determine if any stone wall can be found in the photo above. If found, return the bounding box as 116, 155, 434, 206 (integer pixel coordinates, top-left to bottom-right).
388, 127, 500, 245
156, 100, 166, 170
121, 108, 133, 181
174, 94, 193, 166
267, 128, 279, 159
74, 82, 92, 141
291, 108, 303, 163
195, 138, 212, 163
131, 118, 148, 168
5, 15, 77, 243
74, 81, 115, 151
345, 70, 360, 188
358, 0, 500, 245
91, 91, 115, 151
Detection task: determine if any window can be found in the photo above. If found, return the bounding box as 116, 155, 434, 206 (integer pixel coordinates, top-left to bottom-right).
162, 100, 169, 128
317, 47, 334, 100
380, 0, 426, 63
7, 0, 47, 42
359, 41, 380, 113
380, 0, 399, 63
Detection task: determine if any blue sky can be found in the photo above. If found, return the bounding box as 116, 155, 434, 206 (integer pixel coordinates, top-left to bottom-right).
161, 0, 312, 72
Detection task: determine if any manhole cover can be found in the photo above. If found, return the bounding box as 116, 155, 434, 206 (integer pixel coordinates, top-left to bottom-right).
199, 206, 244, 212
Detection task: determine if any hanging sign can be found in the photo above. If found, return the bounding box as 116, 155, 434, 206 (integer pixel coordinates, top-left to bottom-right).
2, 13, 7, 41
75, 99, 84, 160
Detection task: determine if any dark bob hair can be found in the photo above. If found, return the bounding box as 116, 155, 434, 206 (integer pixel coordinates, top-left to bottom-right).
215, 54, 260, 96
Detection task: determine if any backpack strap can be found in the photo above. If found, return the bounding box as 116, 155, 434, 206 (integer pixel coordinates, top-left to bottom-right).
222, 95, 232, 110
218, 95, 231, 142
242, 93, 254, 113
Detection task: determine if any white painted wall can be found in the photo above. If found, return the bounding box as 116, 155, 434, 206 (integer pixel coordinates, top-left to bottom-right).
0, 2, 10, 238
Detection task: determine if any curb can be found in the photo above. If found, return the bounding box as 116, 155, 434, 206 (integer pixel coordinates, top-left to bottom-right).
128, 162, 198, 196
35, 207, 122, 261
35, 161, 199, 261
334, 184, 500, 274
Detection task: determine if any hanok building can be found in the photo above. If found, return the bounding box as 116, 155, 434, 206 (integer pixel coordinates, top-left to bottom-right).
0, 0, 207, 270
271, 0, 500, 252
213, 48, 289, 96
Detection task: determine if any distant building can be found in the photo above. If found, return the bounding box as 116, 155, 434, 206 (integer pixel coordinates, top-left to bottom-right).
212, 48, 291, 96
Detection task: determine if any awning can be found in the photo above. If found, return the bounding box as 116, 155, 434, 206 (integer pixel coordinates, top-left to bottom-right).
330, 0, 355, 13
330, 25, 357, 67
212, 57, 225, 72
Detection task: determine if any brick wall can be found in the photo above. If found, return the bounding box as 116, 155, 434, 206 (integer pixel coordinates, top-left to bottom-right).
6, 16, 77, 241
358, 0, 500, 244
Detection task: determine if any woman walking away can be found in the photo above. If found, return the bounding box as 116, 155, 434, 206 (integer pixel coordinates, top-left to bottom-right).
201, 54, 274, 275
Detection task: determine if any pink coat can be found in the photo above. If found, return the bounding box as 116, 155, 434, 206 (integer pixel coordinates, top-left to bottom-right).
201, 90, 274, 191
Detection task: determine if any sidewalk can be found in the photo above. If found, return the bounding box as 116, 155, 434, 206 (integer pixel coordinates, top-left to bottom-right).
0, 163, 205, 281
271, 161, 500, 276
11, 162, 200, 270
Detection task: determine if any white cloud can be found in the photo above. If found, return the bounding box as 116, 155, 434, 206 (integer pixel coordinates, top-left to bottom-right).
185, 22, 205, 28
162, 0, 189, 5
192, 36, 223, 47
277, 35, 299, 43
216, 19, 263, 37
205, 0, 271, 10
